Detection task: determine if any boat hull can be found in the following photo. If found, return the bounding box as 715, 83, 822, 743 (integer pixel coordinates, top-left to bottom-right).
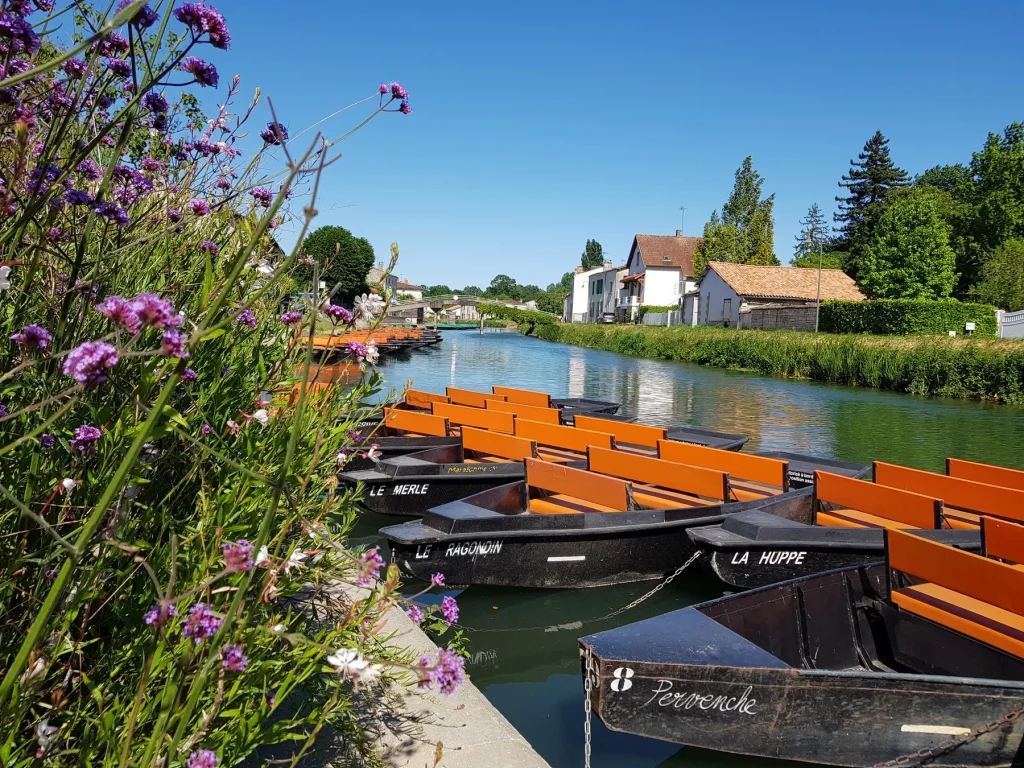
342, 435, 462, 471
354, 472, 527, 517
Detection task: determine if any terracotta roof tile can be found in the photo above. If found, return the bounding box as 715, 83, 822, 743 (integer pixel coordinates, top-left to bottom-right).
633, 234, 702, 275
706, 262, 866, 302
396, 280, 421, 290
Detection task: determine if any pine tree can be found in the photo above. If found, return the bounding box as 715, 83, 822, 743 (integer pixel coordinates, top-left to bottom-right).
694, 156, 778, 271
581, 239, 604, 270
722, 156, 763, 229
746, 194, 779, 265
834, 131, 909, 276
792, 203, 832, 263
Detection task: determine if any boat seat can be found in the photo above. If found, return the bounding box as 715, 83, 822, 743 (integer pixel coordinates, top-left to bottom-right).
615, 443, 659, 457
817, 508, 919, 530
632, 484, 714, 509
947, 457, 1024, 493
524, 458, 632, 514
528, 493, 623, 515
536, 449, 582, 464
729, 479, 783, 502
942, 506, 981, 529
983, 517, 1024, 565
463, 456, 515, 464
892, 583, 1024, 659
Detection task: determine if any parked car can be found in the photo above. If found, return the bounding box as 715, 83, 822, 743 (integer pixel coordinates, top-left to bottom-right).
599, 313, 616, 324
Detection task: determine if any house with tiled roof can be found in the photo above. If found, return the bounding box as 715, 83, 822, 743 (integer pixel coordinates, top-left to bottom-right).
694, 261, 865, 327
619, 231, 702, 321
395, 279, 423, 300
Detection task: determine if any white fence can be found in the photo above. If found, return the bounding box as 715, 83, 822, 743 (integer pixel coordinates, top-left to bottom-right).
641, 310, 684, 327
998, 309, 1024, 339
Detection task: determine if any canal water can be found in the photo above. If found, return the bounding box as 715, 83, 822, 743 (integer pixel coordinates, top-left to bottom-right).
356, 330, 1024, 768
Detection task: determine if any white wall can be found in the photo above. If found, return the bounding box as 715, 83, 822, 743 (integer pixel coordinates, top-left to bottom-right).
643, 267, 686, 307
697, 270, 742, 326
566, 266, 606, 323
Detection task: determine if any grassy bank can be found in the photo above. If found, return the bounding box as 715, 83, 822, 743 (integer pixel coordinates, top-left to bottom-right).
531, 324, 1024, 403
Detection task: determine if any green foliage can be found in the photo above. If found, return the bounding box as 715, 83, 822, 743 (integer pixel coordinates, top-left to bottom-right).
819, 299, 998, 337
581, 239, 604, 270
536, 290, 566, 314
423, 284, 453, 297
530, 324, 1024, 402
790, 251, 844, 270
972, 239, 1024, 310
478, 303, 557, 334
485, 274, 520, 299
295, 225, 375, 303
637, 304, 677, 321
460, 285, 484, 296
859, 188, 957, 299
694, 156, 777, 273
792, 203, 833, 263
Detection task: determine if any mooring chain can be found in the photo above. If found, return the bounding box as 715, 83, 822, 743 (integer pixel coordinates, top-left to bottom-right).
447, 549, 704, 634
583, 644, 594, 768
873, 706, 1024, 768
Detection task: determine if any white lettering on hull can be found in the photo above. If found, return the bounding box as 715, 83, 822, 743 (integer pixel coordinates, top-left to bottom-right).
640, 681, 759, 715
444, 540, 504, 557
901, 724, 970, 736
735, 550, 808, 566
392, 483, 430, 496
548, 555, 586, 562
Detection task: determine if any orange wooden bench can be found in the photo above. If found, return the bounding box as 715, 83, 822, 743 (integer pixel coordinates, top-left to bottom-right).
587, 446, 728, 509
887, 528, 1024, 659
405, 389, 449, 410
447, 387, 501, 408
462, 427, 537, 463
947, 457, 1024, 493
813, 471, 942, 530
874, 461, 1024, 529
484, 398, 561, 425
431, 402, 516, 434
524, 458, 632, 515
383, 408, 450, 437
515, 419, 614, 462
573, 415, 666, 456
657, 440, 788, 500
492, 386, 552, 408
981, 516, 1024, 566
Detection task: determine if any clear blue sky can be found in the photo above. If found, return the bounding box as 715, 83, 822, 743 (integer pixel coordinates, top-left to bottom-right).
210, 0, 1023, 290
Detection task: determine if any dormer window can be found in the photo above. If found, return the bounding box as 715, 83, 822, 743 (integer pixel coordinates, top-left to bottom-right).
663, 256, 670, 262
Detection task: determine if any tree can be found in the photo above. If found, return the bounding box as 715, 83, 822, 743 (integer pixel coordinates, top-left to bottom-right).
858, 188, 957, 299
294, 225, 374, 303
792, 203, 832, 264
581, 239, 604, 270
485, 274, 521, 299
694, 156, 778, 272
972, 239, 1024, 310
536, 291, 565, 314
967, 123, 1024, 290
422, 285, 452, 297
518, 284, 544, 302
459, 285, 484, 296
916, 164, 974, 199
834, 131, 909, 276
791, 251, 844, 270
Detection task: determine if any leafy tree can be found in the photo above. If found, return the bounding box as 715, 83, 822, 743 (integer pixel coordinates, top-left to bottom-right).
972, 239, 1024, 310
459, 285, 484, 296
694, 156, 777, 272
792, 203, 832, 264
294, 225, 374, 303
518, 284, 544, 302
581, 239, 604, 270
967, 123, 1024, 289
791, 251, 843, 270
485, 274, 521, 299
423, 284, 452, 297
859, 188, 957, 299
916, 164, 974, 199
537, 291, 565, 314
834, 131, 909, 276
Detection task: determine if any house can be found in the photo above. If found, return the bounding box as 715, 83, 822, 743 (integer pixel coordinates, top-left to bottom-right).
367, 262, 398, 296
563, 263, 608, 322
395, 280, 423, 300
694, 262, 866, 328
444, 303, 480, 322
619, 231, 702, 321
586, 263, 627, 322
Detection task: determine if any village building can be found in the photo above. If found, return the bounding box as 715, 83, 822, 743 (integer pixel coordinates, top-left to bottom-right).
367, 261, 398, 295
619, 231, 702, 322
395, 280, 423, 300
562, 261, 627, 323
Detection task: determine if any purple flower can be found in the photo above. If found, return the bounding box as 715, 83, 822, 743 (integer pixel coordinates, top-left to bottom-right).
10, 324, 51, 350
346, 341, 367, 358
69, 424, 102, 454
201, 423, 213, 435
64, 189, 93, 207
93, 200, 130, 227
160, 329, 189, 359
182, 367, 198, 381
41, 433, 55, 449
140, 157, 162, 173
389, 81, 408, 100
0, 11, 40, 54
440, 595, 459, 625
62, 58, 88, 79
143, 603, 178, 627
189, 198, 210, 216
378, 82, 388, 94
182, 602, 223, 644
430, 573, 445, 587
186, 750, 219, 768
420, 648, 465, 696
280, 311, 302, 325
200, 240, 218, 256
405, 605, 424, 624
399, 100, 412, 115
63, 341, 118, 388
222, 539, 254, 573
325, 305, 352, 324
0, 404, 6, 418
132, 293, 183, 329
93, 31, 128, 56
174, 2, 230, 49
117, 0, 158, 29
235, 308, 257, 329
96, 295, 142, 334
355, 546, 385, 587
106, 58, 131, 78
265, 691, 276, 709
214, 177, 232, 190
259, 121, 288, 145
222, 644, 248, 672
249, 186, 272, 207
142, 90, 168, 113
180, 56, 218, 88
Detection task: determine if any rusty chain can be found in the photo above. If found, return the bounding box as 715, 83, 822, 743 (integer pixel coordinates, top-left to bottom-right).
873, 706, 1024, 768
583, 645, 594, 768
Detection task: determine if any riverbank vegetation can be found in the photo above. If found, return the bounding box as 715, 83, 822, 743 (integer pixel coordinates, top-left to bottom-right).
820, 299, 998, 337
530, 324, 1024, 402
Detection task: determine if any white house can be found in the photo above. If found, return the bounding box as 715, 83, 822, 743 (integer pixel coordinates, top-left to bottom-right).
395, 280, 423, 300
585, 263, 627, 322
563, 263, 609, 322
444, 303, 480, 322
694, 262, 866, 327
618, 231, 702, 321
367, 262, 398, 296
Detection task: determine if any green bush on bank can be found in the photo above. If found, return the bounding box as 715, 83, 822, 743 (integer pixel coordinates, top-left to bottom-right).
820, 299, 998, 337
478, 303, 557, 334
531, 323, 1024, 402
637, 304, 677, 321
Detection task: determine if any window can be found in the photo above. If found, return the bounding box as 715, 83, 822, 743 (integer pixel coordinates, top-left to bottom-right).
595, 279, 603, 295
723, 298, 732, 319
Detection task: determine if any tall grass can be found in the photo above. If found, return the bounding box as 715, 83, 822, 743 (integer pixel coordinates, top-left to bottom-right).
533, 324, 1024, 402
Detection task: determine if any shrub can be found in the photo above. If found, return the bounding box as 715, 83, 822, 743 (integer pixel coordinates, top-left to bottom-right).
294, 225, 375, 304
478, 302, 556, 335
637, 304, 677, 321
820, 299, 998, 337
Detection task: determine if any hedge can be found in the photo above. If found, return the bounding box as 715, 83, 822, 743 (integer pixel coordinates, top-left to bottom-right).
637, 304, 677, 321
478, 302, 558, 335
528, 323, 1024, 403
819, 299, 998, 338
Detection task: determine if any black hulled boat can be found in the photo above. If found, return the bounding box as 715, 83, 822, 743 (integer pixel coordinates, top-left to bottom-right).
580, 521, 1024, 767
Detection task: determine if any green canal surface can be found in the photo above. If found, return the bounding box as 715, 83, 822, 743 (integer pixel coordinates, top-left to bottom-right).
355, 331, 1024, 768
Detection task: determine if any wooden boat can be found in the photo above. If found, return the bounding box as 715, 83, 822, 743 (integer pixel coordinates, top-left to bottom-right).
690, 459, 1024, 590
347, 415, 756, 518
343, 408, 461, 471
381, 447, 867, 588
580, 520, 1024, 767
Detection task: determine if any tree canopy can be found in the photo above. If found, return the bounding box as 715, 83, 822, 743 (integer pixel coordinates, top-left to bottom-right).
972, 239, 1024, 311
294, 225, 374, 303
581, 239, 604, 270
792, 203, 832, 264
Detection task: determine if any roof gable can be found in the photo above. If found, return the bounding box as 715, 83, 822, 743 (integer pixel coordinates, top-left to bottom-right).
632, 234, 702, 276
704, 262, 866, 302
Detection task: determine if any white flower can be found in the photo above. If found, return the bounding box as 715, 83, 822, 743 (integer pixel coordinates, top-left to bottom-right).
326, 648, 377, 683
353, 293, 384, 322
363, 446, 382, 462
255, 545, 271, 568
335, 449, 350, 466
282, 549, 307, 573
60, 478, 78, 494
226, 419, 241, 435
252, 409, 269, 426
35, 719, 58, 756
0, 266, 11, 290
364, 341, 379, 366
271, 623, 288, 633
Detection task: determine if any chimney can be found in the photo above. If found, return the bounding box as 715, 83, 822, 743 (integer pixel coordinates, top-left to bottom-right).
377, 261, 383, 269
574, 266, 584, 274
676, 229, 683, 237
603, 260, 612, 268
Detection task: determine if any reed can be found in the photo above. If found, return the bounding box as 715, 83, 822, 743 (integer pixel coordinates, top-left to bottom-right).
532, 324, 1024, 403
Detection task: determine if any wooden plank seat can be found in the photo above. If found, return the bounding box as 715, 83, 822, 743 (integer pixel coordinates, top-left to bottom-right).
587, 446, 728, 510
484, 398, 561, 425
515, 419, 615, 457
947, 457, 1024, 492
524, 458, 632, 515
431, 402, 516, 434
813, 471, 943, 531
492, 386, 552, 408
447, 386, 501, 408
462, 427, 537, 463
573, 415, 667, 450
887, 528, 1024, 659
405, 389, 449, 410
982, 516, 1024, 566
657, 440, 788, 500
874, 461, 1024, 530
383, 408, 450, 437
